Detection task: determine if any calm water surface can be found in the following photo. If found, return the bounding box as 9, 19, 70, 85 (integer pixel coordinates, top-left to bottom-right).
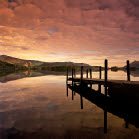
0, 70, 139, 138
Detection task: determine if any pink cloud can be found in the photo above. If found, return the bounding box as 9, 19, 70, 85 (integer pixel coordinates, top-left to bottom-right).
0, 0, 138, 66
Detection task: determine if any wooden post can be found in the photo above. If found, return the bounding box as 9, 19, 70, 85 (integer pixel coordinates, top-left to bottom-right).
126, 60, 130, 128
73, 68, 76, 95
89, 68, 92, 88
74, 68, 76, 78
72, 68, 74, 86
127, 60, 130, 81
98, 66, 102, 93
104, 59, 108, 96
105, 59, 108, 82
86, 69, 88, 78
81, 66, 83, 80
90, 68, 92, 78
72, 68, 74, 100
66, 68, 68, 84
99, 66, 102, 79
72, 68, 74, 78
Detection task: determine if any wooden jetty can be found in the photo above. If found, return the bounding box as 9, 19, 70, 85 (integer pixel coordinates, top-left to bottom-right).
66, 60, 139, 133
67, 59, 139, 89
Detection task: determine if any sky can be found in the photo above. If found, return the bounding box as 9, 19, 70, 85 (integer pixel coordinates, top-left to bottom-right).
0, 0, 139, 66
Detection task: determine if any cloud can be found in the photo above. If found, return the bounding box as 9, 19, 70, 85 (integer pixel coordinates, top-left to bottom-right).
46, 28, 58, 35
35, 36, 48, 41
0, 0, 138, 66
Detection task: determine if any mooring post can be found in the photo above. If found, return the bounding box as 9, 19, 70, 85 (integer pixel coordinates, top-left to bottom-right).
89, 68, 92, 88
104, 59, 108, 96
74, 68, 76, 78
72, 68, 74, 86
104, 60, 108, 131
127, 60, 130, 81
66, 68, 69, 84
80, 66, 84, 85
86, 69, 88, 78
104, 61, 108, 131
71, 68, 74, 100
98, 66, 102, 93
73, 68, 76, 96
81, 66, 83, 80
90, 68, 92, 78
105, 60, 108, 82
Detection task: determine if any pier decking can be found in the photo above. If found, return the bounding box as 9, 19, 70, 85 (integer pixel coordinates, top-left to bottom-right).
68, 77, 139, 88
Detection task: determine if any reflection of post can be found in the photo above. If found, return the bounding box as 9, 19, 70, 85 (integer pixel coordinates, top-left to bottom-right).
80, 96, 83, 109
104, 109, 107, 134
72, 90, 74, 100
98, 85, 101, 93
105, 86, 107, 96
67, 86, 68, 97
125, 120, 129, 128
127, 60, 130, 81
86, 69, 88, 78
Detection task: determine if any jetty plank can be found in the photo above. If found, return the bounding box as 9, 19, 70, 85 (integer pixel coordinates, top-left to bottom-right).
68, 77, 139, 87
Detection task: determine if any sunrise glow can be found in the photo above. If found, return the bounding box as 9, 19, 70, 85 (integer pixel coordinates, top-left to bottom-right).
0, 0, 138, 66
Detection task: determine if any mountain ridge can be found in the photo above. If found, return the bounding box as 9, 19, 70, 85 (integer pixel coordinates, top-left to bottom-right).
0, 55, 90, 67
123, 61, 139, 68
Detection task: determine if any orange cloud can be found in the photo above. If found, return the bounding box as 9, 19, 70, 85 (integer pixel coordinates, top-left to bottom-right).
0, 0, 138, 66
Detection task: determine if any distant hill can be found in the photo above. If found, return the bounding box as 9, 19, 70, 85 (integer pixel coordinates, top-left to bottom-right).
123, 61, 139, 69
0, 55, 90, 69
0, 55, 43, 67
39, 62, 90, 67
0, 60, 15, 69
0, 59, 27, 73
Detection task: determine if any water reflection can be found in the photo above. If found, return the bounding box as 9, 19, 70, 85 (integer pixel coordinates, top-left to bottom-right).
0, 70, 139, 138
0, 70, 139, 83
0, 70, 66, 83
129, 70, 139, 77
67, 83, 139, 133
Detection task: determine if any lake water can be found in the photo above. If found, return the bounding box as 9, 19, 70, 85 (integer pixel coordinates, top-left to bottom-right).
0, 70, 139, 139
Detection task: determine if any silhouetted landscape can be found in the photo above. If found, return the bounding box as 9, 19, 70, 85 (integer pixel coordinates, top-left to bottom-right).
0, 0, 139, 138
0, 55, 91, 71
